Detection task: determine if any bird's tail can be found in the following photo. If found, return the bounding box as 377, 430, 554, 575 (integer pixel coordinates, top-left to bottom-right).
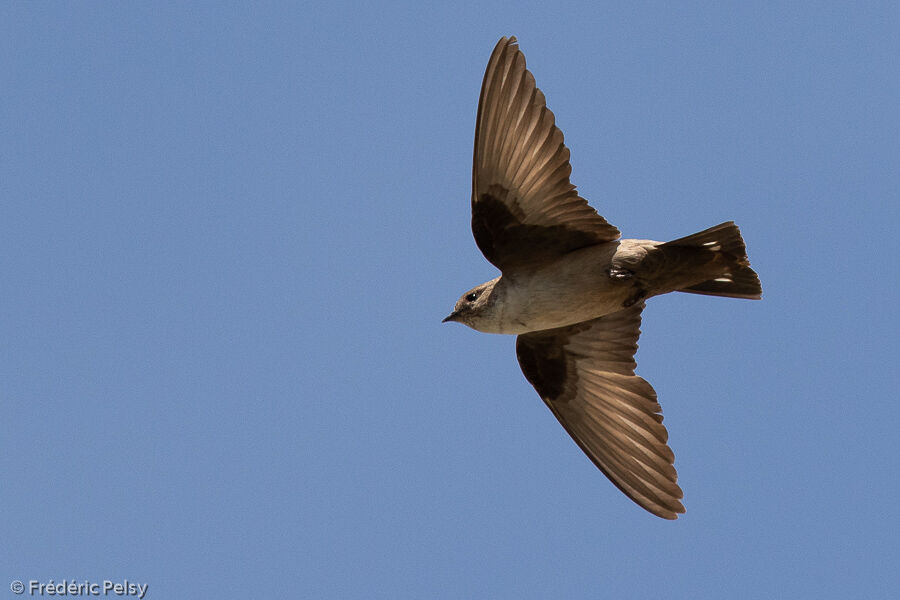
662, 221, 762, 299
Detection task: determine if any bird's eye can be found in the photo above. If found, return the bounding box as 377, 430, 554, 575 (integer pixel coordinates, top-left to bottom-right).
465, 292, 479, 302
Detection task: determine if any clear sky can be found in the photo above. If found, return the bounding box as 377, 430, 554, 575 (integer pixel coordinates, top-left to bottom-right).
2, 2, 898, 599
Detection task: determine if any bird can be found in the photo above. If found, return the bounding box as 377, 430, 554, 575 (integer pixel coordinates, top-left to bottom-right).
443, 36, 761, 519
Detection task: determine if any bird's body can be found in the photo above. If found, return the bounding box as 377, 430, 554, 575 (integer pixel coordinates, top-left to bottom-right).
487, 243, 627, 334
459, 234, 747, 335
468, 242, 637, 334
444, 36, 761, 519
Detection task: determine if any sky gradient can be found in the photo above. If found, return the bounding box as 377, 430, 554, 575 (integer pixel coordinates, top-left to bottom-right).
2, 3, 898, 599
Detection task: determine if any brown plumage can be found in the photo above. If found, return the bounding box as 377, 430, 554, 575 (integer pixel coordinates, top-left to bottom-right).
444, 36, 761, 519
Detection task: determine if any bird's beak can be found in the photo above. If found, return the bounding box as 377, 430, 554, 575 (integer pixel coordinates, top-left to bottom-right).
442, 312, 458, 323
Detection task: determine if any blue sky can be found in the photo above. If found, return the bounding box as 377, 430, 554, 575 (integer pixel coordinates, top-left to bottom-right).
2, 2, 897, 598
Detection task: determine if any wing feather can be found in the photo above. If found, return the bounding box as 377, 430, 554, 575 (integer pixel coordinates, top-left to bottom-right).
516, 303, 685, 519
472, 37, 619, 271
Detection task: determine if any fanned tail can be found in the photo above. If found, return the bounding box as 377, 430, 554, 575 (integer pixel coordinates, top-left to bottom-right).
662, 221, 762, 300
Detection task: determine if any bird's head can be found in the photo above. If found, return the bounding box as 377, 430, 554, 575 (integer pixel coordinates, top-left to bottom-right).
442, 277, 500, 331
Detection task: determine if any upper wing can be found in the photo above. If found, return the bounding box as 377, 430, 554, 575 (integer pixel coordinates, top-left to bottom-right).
515, 303, 685, 519
472, 36, 620, 272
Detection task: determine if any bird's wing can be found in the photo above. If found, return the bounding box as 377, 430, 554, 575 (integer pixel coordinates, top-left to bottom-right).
515, 303, 684, 519
472, 36, 620, 272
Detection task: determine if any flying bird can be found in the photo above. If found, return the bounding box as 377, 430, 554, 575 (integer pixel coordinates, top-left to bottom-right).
443, 36, 761, 519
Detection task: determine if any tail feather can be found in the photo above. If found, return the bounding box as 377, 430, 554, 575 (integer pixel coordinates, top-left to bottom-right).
679, 266, 762, 299
663, 221, 762, 300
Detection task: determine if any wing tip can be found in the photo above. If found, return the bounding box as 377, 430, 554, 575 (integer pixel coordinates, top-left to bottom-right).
654, 504, 686, 520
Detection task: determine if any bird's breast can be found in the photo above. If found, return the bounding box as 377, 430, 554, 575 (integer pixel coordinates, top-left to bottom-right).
495, 243, 635, 333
